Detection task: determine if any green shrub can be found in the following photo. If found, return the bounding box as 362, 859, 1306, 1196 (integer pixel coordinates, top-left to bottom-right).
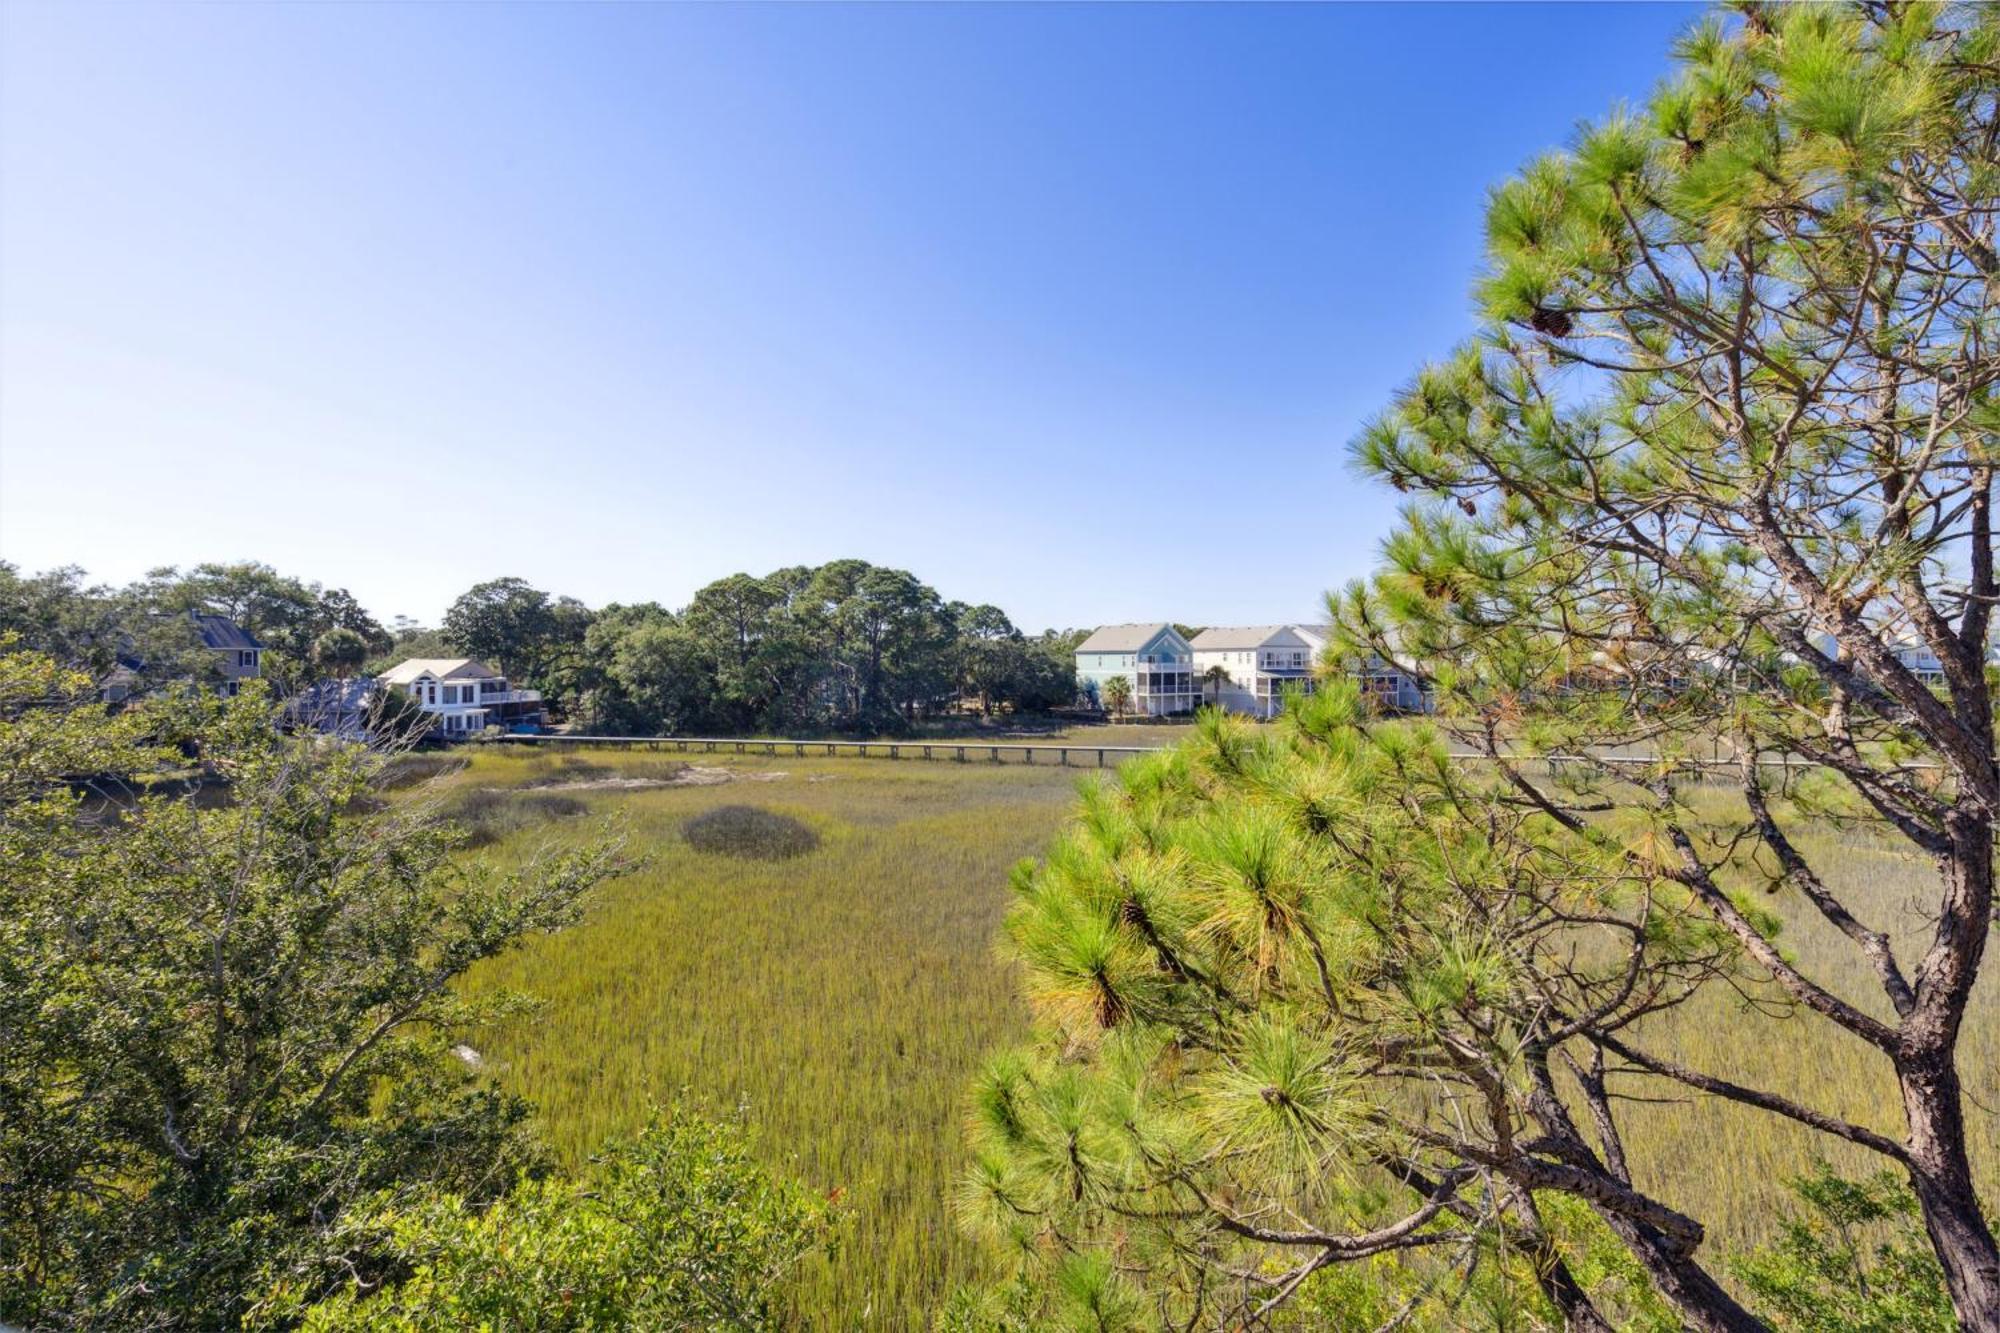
682, 805, 819, 861
261, 1108, 836, 1331
1735, 1167, 1954, 1332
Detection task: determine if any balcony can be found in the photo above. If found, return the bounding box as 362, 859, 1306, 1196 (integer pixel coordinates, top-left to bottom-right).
479, 689, 542, 704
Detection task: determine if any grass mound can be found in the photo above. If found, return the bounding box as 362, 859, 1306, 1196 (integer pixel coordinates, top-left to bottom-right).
374, 753, 466, 790
514, 756, 692, 788
518, 757, 615, 787
446, 788, 589, 848
681, 805, 819, 860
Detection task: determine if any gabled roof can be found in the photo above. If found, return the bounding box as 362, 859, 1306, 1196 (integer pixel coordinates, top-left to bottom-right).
379, 657, 501, 686
1191, 625, 1315, 652
191, 613, 262, 652
1076, 623, 1187, 654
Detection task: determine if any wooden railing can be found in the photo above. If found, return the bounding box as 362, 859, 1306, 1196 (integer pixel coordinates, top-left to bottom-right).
493, 733, 1157, 767
489, 732, 1907, 776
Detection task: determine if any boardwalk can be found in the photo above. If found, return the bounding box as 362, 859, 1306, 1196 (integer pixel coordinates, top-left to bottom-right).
492, 732, 1872, 776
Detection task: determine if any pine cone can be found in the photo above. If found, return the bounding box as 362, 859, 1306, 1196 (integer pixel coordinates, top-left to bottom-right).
1530, 306, 1574, 337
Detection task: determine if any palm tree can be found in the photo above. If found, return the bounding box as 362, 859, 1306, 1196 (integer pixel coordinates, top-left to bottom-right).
312, 627, 368, 680
1102, 674, 1132, 722
1201, 664, 1232, 711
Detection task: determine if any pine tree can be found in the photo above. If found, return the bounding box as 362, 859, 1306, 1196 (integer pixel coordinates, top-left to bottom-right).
1336, 3, 2000, 1324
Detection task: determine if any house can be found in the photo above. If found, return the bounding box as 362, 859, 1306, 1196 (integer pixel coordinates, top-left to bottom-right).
287, 676, 379, 740
1801, 630, 1948, 689
193, 614, 264, 696
102, 613, 263, 703
1190, 626, 1322, 718
1297, 624, 1433, 715
377, 658, 545, 738
1352, 653, 1430, 714
1892, 637, 1947, 687
1073, 624, 1197, 716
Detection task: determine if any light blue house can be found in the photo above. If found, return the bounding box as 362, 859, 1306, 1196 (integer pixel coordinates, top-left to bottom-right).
1074, 623, 1197, 716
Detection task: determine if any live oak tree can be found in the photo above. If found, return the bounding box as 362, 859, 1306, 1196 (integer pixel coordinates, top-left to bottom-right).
575, 561, 1077, 736
442, 575, 593, 694
1332, 3, 2000, 1325
0, 646, 622, 1328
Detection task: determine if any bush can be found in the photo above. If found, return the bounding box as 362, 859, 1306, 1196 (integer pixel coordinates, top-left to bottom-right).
1734, 1167, 1953, 1332
682, 805, 819, 861
258, 1108, 836, 1331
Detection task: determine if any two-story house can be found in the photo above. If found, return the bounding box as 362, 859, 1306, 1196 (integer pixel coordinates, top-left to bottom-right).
104, 612, 264, 703
194, 614, 264, 696
378, 658, 545, 738
1073, 624, 1197, 716
1190, 626, 1323, 718
1892, 636, 1947, 687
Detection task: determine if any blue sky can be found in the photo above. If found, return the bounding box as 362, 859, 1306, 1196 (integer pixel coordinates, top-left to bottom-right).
1, 2, 1700, 631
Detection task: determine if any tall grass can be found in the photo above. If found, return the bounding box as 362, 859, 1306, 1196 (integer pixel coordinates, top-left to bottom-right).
450, 748, 1081, 1326
434, 748, 1996, 1324
1602, 796, 1998, 1256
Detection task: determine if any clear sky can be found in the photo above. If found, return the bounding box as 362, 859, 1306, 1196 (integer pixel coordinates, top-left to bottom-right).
1, 1, 1701, 632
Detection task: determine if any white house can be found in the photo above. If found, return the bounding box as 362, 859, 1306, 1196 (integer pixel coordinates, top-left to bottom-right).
1074, 624, 1198, 716
378, 658, 545, 738
1189, 625, 1325, 718
1892, 637, 1947, 687
1352, 654, 1430, 713
1802, 630, 1948, 689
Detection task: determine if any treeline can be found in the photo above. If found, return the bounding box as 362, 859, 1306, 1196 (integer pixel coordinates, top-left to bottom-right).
0, 561, 391, 693
0, 557, 1081, 735
440, 560, 1079, 734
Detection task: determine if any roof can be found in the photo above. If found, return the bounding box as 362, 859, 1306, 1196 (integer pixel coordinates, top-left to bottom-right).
1191, 625, 1315, 652
292, 676, 378, 709
191, 613, 263, 652
1075, 623, 1184, 654
378, 657, 501, 686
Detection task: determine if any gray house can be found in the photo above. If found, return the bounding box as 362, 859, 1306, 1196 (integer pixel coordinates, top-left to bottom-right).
102, 612, 264, 703
192, 614, 264, 696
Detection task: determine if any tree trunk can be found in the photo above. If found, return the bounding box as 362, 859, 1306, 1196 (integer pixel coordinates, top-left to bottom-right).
1901, 818, 2000, 1329
1905, 1077, 2000, 1329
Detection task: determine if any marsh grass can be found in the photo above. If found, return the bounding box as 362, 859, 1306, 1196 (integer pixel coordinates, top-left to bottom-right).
1596, 789, 1999, 1258
683, 805, 821, 860
502, 752, 695, 788
516, 756, 616, 787
441, 786, 590, 848
435, 747, 1996, 1324
371, 752, 465, 790
449, 747, 1081, 1327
